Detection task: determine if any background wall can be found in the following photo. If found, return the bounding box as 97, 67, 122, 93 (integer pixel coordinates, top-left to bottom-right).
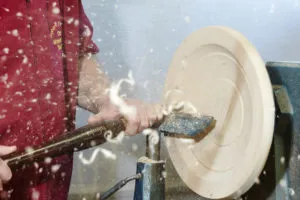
70, 0, 300, 199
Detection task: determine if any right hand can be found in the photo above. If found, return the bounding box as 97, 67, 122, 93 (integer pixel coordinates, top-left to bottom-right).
88, 98, 164, 135
0, 146, 16, 191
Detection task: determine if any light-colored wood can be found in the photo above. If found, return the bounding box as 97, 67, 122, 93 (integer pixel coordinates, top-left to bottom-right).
163, 26, 275, 199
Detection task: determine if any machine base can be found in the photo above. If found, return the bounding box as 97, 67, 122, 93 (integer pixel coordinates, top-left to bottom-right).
243, 62, 300, 200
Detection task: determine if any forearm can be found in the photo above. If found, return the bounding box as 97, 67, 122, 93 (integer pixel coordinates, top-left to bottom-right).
78, 54, 110, 113
78, 55, 164, 135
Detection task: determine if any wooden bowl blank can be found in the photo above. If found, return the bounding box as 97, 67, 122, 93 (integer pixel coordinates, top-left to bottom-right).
163, 26, 275, 199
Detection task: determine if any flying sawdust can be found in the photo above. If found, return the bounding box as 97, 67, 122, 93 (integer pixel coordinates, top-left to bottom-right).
78, 148, 116, 165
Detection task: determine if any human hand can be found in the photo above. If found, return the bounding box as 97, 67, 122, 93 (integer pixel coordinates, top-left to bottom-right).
88, 98, 164, 135
0, 146, 16, 191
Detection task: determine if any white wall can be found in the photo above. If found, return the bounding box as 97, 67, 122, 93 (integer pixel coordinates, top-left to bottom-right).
70, 0, 300, 199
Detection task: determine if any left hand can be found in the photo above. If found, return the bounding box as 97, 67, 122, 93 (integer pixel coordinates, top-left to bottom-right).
0, 145, 16, 192
88, 98, 164, 135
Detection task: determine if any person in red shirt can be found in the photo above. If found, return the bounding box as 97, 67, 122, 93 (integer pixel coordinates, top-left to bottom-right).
0, 0, 163, 199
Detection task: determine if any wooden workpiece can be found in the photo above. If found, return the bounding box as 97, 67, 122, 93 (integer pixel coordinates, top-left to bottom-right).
163, 26, 275, 199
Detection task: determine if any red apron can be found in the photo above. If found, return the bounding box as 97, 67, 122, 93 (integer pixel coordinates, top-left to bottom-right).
0, 0, 98, 199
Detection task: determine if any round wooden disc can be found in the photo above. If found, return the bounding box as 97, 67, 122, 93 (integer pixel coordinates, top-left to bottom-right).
163, 26, 275, 199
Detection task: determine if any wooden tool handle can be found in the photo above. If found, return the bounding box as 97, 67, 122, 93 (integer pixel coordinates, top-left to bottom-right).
2, 119, 126, 170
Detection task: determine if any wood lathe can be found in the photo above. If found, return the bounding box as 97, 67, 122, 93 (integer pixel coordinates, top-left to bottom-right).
163, 26, 299, 200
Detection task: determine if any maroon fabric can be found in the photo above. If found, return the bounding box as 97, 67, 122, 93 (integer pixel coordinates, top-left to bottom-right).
0, 0, 98, 199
